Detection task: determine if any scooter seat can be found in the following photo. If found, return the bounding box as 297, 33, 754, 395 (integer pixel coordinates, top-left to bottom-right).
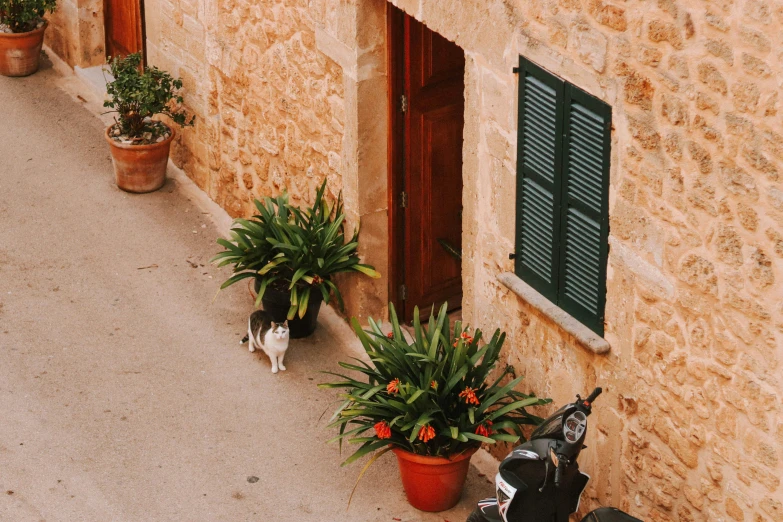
581, 507, 644, 522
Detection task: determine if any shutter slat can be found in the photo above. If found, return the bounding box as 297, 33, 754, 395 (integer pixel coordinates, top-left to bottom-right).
524, 88, 557, 109
522, 136, 555, 168
521, 74, 558, 185
564, 229, 600, 263
569, 110, 604, 135
568, 150, 603, 177
563, 208, 601, 311
524, 103, 557, 126
569, 143, 604, 169
524, 76, 557, 99
522, 129, 556, 159
572, 103, 604, 125
565, 98, 607, 215
568, 165, 603, 197
519, 178, 555, 282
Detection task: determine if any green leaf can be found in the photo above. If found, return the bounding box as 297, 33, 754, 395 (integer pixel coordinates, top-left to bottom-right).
462, 432, 494, 444
353, 264, 381, 278
445, 364, 469, 394
298, 288, 310, 318
406, 389, 425, 404
341, 439, 390, 466
486, 398, 543, 421
477, 376, 525, 414
346, 446, 393, 508
219, 272, 258, 290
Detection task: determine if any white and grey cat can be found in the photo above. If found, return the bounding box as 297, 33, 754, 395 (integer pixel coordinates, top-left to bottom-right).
240, 310, 290, 373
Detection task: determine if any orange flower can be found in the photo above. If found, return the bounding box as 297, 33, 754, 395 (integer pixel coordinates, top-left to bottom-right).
459, 386, 480, 406
312, 275, 323, 285
386, 332, 394, 339
387, 378, 401, 394
418, 424, 436, 443
430, 380, 438, 390
453, 331, 474, 347
374, 421, 392, 439
475, 420, 493, 438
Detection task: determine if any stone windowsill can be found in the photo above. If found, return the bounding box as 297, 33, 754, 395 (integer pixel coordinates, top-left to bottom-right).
496, 272, 611, 355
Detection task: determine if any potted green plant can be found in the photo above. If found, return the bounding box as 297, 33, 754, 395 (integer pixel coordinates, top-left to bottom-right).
212, 180, 380, 338
321, 302, 550, 512
103, 53, 194, 193
0, 0, 56, 76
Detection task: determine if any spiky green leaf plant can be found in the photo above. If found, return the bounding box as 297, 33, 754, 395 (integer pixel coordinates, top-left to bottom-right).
320, 302, 551, 465
211, 179, 380, 319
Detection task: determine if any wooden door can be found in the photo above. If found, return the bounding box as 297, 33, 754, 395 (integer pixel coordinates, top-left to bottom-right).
389, 7, 465, 321
104, 0, 145, 60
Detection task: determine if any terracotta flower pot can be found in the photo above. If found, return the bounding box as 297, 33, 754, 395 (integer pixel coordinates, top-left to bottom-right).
105, 125, 175, 193
0, 22, 47, 77
392, 446, 478, 512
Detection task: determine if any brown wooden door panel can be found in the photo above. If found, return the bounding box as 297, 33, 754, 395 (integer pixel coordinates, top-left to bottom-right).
416, 106, 463, 302
390, 8, 465, 321
104, 0, 144, 60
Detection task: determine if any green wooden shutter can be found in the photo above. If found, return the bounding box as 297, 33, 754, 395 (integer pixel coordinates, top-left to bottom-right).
514, 57, 565, 303
557, 84, 611, 336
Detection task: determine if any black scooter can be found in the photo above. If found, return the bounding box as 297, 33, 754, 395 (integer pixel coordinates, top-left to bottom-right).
467, 388, 642, 522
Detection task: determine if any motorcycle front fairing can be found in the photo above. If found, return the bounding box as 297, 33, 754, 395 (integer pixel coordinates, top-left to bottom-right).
478, 439, 590, 522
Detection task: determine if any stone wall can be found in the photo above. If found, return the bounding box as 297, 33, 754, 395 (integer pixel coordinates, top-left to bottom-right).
47, 0, 783, 518
141, 0, 389, 318
45, 0, 104, 68
144, 0, 346, 214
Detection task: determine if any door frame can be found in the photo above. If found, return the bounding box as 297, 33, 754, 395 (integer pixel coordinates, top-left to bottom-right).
103, 0, 147, 65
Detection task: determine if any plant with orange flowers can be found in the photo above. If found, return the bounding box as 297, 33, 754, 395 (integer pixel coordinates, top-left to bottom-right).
321, 302, 551, 469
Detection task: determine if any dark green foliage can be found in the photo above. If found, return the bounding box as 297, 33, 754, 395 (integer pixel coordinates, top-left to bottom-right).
103, 53, 194, 140
0, 0, 56, 33
320, 302, 551, 463
211, 180, 380, 320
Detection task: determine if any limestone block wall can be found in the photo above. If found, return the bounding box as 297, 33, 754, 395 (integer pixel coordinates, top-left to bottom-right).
377, 0, 782, 520
144, 0, 347, 215
45, 0, 104, 68
141, 0, 388, 318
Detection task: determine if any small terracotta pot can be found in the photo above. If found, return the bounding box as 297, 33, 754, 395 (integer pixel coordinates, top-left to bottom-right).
0, 22, 47, 77
105, 125, 175, 193
392, 446, 478, 512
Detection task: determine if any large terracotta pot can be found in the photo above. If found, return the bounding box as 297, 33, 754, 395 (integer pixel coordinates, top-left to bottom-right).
392, 446, 478, 512
0, 22, 47, 77
105, 126, 175, 193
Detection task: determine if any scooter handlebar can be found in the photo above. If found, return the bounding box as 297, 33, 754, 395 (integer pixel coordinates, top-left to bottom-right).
584, 387, 603, 405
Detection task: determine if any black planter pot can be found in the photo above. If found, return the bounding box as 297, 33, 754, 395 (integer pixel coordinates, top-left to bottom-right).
255, 280, 323, 339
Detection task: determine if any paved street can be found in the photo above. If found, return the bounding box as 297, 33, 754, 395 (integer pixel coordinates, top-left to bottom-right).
0, 56, 492, 521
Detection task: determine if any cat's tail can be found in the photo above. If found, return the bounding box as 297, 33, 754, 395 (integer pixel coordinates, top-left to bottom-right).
240, 334, 249, 344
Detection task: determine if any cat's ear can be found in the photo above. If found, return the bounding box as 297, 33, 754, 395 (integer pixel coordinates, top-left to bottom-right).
283, 320, 289, 328
271, 321, 276, 328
